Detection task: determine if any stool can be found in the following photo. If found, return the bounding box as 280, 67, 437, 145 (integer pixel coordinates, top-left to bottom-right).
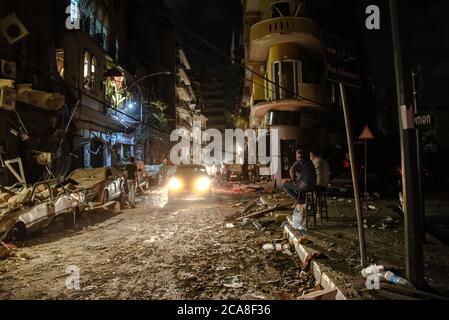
296, 190, 316, 228
315, 186, 329, 223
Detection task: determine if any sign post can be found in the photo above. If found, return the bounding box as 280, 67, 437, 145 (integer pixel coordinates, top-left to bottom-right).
323, 32, 367, 267
359, 126, 375, 200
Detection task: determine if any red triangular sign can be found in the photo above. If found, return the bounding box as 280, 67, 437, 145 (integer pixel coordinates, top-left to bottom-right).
359, 125, 375, 140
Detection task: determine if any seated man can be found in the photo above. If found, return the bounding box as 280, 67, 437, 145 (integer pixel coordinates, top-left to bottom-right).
283, 148, 317, 204
310, 148, 331, 189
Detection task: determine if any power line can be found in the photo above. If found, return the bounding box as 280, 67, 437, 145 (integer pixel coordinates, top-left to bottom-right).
138, 0, 324, 106
0, 42, 172, 135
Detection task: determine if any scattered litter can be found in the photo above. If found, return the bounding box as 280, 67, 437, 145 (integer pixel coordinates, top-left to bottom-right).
384, 271, 415, 288
338, 198, 345, 202
361, 264, 385, 278
262, 242, 292, 256
252, 220, 263, 231
368, 205, 378, 211
0, 242, 15, 259
225, 223, 235, 229
223, 276, 244, 289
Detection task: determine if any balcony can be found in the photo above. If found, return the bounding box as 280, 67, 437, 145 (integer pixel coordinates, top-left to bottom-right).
249, 17, 323, 62
251, 83, 328, 121
176, 83, 192, 102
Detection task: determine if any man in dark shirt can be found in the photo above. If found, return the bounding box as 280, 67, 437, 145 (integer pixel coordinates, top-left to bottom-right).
126, 157, 138, 208
283, 148, 317, 202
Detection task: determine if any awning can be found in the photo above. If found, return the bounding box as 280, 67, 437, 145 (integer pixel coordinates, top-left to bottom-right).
73, 105, 128, 133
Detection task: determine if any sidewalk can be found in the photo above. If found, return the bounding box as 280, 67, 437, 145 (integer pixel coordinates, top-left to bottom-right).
262, 194, 449, 299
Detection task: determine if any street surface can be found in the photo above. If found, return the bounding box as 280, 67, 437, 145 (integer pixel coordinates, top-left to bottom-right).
0, 188, 316, 300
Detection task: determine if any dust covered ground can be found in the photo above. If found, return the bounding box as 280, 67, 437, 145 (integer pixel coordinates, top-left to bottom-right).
0, 188, 317, 300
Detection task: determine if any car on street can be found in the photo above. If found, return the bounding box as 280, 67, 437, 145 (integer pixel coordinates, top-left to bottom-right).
167, 164, 212, 203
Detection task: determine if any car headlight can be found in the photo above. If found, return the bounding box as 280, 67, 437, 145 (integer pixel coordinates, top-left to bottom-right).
196, 177, 211, 192
168, 177, 182, 190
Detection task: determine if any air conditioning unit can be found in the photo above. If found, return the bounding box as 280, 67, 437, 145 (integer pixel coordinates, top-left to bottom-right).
0, 87, 16, 111
0, 13, 29, 45
1, 59, 16, 79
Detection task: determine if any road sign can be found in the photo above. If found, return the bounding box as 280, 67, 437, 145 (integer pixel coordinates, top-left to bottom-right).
323, 32, 362, 88
414, 113, 434, 130
359, 125, 375, 140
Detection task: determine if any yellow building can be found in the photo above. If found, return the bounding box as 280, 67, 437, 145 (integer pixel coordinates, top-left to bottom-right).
242, 0, 330, 183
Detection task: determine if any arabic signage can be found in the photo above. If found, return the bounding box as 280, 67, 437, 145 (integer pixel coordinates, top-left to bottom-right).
322, 32, 362, 88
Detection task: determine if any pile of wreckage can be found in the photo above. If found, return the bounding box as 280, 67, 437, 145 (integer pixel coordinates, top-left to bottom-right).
0, 166, 127, 247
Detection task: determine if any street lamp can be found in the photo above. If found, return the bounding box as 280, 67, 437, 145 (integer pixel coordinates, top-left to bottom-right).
104, 69, 172, 121
125, 71, 172, 122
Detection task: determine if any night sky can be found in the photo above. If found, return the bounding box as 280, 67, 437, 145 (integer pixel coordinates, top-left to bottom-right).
165, 0, 449, 109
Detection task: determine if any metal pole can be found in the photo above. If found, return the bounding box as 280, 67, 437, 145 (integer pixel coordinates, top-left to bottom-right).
390, 0, 425, 288
412, 67, 426, 243
339, 82, 368, 267
364, 139, 368, 200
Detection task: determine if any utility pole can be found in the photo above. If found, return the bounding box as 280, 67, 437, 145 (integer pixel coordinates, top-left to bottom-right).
389, 0, 425, 289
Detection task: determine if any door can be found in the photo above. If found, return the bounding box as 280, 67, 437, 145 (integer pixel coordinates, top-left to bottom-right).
281, 140, 297, 179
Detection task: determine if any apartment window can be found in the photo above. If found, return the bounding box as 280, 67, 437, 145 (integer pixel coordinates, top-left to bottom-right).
271, 2, 291, 18
91, 56, 97, 93
56, 49, 65, 79
83, 50, 98, 93
272, 60, 302, 100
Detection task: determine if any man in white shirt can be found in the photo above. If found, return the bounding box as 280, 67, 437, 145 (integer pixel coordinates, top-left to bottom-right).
310, 149, 331, 188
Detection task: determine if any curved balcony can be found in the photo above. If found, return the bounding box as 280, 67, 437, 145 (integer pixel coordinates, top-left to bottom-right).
251, 83, 328, 121
249, 17, 323, 62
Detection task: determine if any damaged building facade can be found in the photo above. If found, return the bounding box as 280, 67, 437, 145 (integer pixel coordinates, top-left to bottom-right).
242, 0, 331, 184
0, 0, 182, 186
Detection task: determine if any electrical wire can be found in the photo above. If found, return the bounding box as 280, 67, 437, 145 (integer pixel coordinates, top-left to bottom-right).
137, 0, 325, 106
0, 42, 173, 135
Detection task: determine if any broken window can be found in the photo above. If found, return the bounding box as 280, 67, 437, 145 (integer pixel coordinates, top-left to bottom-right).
271, 1, 291, 18
56, 49, 64, 79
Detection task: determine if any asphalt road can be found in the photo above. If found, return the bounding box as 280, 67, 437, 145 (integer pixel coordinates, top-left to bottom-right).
0, 188, 315, 300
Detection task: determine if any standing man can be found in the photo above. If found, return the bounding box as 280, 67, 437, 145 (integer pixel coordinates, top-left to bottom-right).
310, 148, 331, 188
126, 157, 138, 208
283, 148, 317, 202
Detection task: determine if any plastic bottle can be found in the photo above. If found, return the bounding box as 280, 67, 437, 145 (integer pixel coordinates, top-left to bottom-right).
384, 271, 415, 288
263, 243, 288, 251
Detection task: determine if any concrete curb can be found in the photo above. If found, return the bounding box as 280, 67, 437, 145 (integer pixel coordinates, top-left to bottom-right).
283, 224, 351, 300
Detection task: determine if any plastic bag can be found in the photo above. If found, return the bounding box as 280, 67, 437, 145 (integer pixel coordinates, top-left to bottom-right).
292, 206, 306, 231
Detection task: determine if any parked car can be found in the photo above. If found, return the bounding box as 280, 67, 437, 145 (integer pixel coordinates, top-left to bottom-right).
67, 167, 125, 205
0, 181, 79, 242
167, 164, 212, 203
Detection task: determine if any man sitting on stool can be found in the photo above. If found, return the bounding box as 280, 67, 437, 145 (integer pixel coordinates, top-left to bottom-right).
310, 148, 331, 219
283, 148, 317, 227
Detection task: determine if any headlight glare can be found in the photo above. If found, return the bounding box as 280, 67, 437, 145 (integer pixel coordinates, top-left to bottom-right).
168, 177, 182, 190
196, 177, 211, 191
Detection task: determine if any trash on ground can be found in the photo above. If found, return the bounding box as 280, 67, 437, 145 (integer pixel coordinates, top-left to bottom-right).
361, 264, 385, 278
